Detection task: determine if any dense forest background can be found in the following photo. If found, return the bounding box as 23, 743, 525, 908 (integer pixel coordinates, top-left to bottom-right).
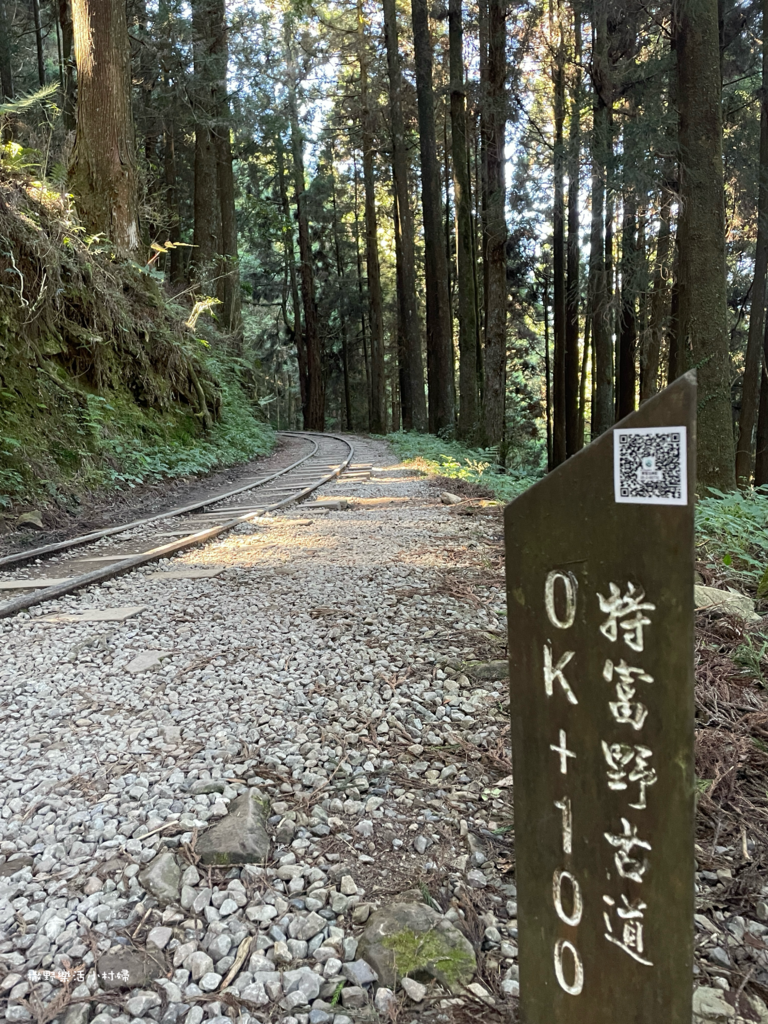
0, 0, 763, 493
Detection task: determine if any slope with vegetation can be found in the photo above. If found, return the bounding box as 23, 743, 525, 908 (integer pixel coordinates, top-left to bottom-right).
0, 161, 272, 515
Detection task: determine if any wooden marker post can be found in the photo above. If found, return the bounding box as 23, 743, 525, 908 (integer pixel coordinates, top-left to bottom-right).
504, 371, 696, 1023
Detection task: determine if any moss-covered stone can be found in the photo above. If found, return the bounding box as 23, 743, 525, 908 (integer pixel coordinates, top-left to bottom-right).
357, 902, 476, 993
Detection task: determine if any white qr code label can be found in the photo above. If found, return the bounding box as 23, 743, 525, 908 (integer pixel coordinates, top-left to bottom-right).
614, 426, 688, 505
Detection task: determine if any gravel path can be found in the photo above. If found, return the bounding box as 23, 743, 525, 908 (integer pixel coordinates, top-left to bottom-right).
0, 437, 518, 1024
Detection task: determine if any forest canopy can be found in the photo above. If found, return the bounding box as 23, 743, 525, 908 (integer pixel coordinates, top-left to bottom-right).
0, 0, 763, 492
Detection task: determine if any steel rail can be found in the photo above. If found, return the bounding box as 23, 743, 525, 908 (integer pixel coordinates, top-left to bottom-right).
0, 433, 321, 572
0, 432, 354, 621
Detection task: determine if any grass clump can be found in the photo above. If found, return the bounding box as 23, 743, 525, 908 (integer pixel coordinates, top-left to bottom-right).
386, 431, 544, 504
696, 488, 768, 589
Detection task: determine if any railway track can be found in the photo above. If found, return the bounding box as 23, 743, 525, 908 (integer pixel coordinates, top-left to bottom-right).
0, 430, 364, 621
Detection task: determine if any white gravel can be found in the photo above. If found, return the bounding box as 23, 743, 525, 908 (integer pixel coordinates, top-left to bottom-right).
0, 437, 520, 1024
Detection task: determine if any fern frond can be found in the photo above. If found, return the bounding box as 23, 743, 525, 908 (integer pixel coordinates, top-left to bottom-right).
0, 82, 59, 116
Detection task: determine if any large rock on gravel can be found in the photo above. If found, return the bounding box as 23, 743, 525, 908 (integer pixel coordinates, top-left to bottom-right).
97, 948, 167, 990
464, 660, 509, 681
357, 902, 476, 993
692, 985, 736, 1021
196, 788, 270, 865
138, 851, 181, 905
694, 584, 760, 623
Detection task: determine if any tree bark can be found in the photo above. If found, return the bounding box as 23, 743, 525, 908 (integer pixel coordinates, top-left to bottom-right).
383, 0, 427, 432
69, 0, 140, 257
617, 187, 638, 419
411, 0, 455, 434
675, 0, 736, 489
736, 0, 768, 485
551, 1, 567, 465
641, 179, 673, 401
565, 0, 582, 456
481, 0, 507, 448
211, 0, 241, 341
450, 0, 479, 441
59, 0, 75, 132
589, 0, 613, 435
330, 139, 353, 432
0, 0, 13, 101
358, 0, 386, 434
276, 138, 307, 422
191, 0, 221, 273
285, 19, 324, 431
163, 119, 184, 284
32, 0, 45, 86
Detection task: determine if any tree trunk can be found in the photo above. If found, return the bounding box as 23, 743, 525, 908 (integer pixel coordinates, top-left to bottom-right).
163, 119, 184, 284
675, 0, 736, 490
32, 0, 45, 86
353, 153, 372, 429
736, 0, 768, 485
450, 0, 479, 441
209, 0, 241, 341
69, 0, 140, 257
358, 0, 386, 434
383, 0, 427, 432
551, 1, 567, 465
330, 139, 353, 432
191, 0, 221, 273
617, 188, 638, 419
276, 138, 307, 423
589, 0, 613, 435
481, 0, 507, 448
565, 0, 582, 456
754, 314, 768, 483
411, 0, 455, 434
59, 0, 75, 132
0, 0, 13, 101
285, 21, 324, 431
641, 179, 673, 401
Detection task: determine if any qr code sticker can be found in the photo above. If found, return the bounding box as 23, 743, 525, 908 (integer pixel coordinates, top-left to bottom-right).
613, 426, 688, 505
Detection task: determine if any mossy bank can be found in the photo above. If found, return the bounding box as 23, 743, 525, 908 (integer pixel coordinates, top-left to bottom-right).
0, 164, 273, 515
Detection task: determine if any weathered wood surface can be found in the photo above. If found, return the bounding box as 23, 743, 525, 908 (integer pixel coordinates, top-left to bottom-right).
504, 372, 696, 1023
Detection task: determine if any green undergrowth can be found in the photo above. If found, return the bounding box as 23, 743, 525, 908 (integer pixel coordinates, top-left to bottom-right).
696, 488, 768, 591
386, 431, 544, 504
0, 163, 273, 509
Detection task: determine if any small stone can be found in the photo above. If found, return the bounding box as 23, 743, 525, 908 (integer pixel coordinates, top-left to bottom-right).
693, 985, 737, 1021
323, 958, 342, 978
501, 978, 520, 997
375, 987, 398, 1015
283, 966, 321, 1002
341, 985, 368, 1009
440, 492, 462, 505
289, 911, 327, 941
757, 900, 768, 922
125, 991, 161, 1016
127, 651, 171, 674
413, 836, 428, 855
139, 851, 181, 905
186, 951, 214, 981
199, 971, 222, 992
466, 981, 495, 1005
240, 981, 270, 1006
466, 869, 487, 889
341, 959, 378, 987
339, 875, 358, 896
401, 978, 426, 1002
196, 788, 271, 866
147, 926, 173, 949
273, 941, 292, 965
351, 903, 372, 925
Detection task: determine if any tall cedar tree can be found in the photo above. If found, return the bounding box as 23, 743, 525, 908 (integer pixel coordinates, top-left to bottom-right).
736, 0, 768, 484
412, 0, 456, 434
358, 0, 387, 433
482, 0, 508, 447
450, 0, 480, 440
551, 1, 566, 464
674, 0, 736, 489
69, 0, 140, 257
565, 0, 582, 455
383, 0, 428, 432
284, 19, 325, 431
